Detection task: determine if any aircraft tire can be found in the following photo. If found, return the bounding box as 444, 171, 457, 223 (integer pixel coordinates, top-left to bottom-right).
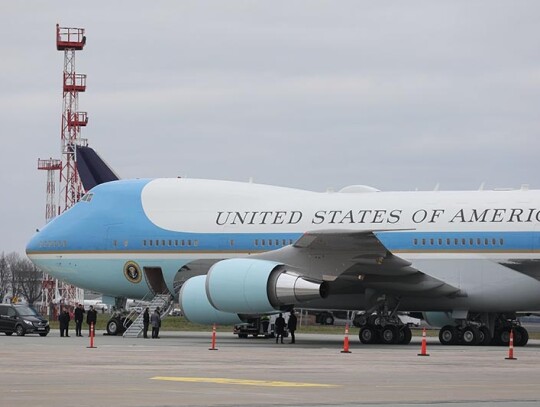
493, 327, 510, 346
359, 325, 379, 344
461, 326, 481, 345
439, 325, 458, 345
106, 318, 121, 336
478, 326, 492, 346
381, 325, 399, 344
398, 326, 412, 345
513, 326, 528, 347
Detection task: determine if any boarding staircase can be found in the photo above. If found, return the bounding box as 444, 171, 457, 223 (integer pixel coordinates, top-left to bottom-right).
122, 293, 174, 338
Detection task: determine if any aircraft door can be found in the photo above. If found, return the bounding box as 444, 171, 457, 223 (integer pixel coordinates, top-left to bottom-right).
143, 267, 170, 295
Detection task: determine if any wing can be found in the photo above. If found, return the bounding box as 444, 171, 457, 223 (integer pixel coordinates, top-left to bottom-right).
256, 229, 461, 298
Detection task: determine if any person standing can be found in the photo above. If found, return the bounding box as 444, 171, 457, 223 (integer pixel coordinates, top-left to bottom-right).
74, 303, 85, 337
275, 313, 286, 344
86, 305, 97, 336
59, 310, 70, 337
288, 309, 297, 344
142, 307, 150, 339
151, 308, 161, 339
58, 309, 67, 337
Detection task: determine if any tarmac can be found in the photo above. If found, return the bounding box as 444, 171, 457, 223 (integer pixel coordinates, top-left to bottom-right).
1, 329, 540, 407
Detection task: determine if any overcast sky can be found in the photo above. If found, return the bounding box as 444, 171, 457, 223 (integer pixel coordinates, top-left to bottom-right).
1, 1, 540, 254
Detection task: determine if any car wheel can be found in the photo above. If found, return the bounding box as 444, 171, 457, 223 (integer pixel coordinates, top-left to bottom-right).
15, 325, 25, 336
5, 332, 13, 336
39, 332, 49, 337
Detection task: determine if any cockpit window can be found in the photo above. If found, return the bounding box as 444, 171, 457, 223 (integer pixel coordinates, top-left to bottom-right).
80, 193, 94, 202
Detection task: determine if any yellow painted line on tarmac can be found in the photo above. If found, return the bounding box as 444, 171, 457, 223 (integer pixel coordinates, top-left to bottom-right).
151, 376, 340, 388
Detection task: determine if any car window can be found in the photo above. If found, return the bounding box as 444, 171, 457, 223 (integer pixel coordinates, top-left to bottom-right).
7, 308, 17, 317
16, 306, 38, 316
0, 306, 7, 316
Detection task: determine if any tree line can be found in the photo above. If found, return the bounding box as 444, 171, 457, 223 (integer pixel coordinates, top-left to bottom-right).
0, 252, 43, 306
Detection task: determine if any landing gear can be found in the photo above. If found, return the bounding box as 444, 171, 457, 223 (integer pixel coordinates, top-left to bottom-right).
355, 295, 414, 345
437, 313, 529, 346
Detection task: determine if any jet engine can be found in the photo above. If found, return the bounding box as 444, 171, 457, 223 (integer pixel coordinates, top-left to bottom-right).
179, 275, 243, 325
205, 258, 328, 314
179, 258, 328, 324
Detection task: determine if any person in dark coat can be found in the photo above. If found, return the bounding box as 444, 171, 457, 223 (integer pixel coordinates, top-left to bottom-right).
86, 305, 97, 336
150, 308, 161, 339
288, 309, 298, 344
59, 310, 70, 337
275, 313, 286, 344
142, 307, 150, 338
74, 303, 85, 337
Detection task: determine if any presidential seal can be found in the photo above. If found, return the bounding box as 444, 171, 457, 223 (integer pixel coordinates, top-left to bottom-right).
123, 261, 142, 284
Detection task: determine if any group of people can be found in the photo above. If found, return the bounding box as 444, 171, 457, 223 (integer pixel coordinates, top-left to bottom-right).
58, 303, 98, 337
142, 307, 162, 339
274, 309, 297, 344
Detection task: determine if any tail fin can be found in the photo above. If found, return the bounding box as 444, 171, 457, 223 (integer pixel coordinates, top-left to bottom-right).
76, 146, 120, 190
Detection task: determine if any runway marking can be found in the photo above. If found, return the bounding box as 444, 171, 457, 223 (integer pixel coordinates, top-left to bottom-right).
151, 376, 339, 388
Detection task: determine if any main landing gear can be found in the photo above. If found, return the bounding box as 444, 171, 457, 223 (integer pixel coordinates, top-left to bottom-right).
353, 298, 412, 345
438, 313, 529, 347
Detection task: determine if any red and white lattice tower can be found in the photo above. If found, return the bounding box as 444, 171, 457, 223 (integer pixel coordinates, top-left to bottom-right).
57, 23, 88, 209
36, 25, 89, 316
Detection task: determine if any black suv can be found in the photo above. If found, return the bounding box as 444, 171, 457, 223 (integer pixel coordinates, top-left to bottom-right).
0, 304, 50, 336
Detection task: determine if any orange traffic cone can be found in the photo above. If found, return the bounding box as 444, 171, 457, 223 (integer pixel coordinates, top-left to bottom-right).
86, 322, 97, 349
341, 323, 351, 353
417, 327, 429, 356
505, 329, 517, 360
209, 323, 218, 351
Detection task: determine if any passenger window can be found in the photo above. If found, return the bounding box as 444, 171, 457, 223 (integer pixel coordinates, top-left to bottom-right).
430, 239, 434, 245
155, 240, 159, 246
255, 239, 259, 246
175, 240, 179, 246
438, 238, 442, 245
194, 240, 199, 247
422, 239, 426, 245
492, 238, 496, 245
262, 239, 266, 246
413, 239, 418, 245
143, 240, 147, 247
500, 238, 504, 245
229, 240, 234, 246
446, 238, 450, 245
187, 240, 192, 246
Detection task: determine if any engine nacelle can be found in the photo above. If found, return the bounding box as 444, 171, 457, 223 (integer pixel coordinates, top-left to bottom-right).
179, 275, 243, 325
422, 311, 457, 328
206, 258, 328, 314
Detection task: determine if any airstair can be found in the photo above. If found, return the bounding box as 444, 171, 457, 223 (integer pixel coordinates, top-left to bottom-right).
122, 293, 174, 338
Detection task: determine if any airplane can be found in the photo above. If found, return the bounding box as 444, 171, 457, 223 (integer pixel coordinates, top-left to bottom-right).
26, 177, 540, 346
